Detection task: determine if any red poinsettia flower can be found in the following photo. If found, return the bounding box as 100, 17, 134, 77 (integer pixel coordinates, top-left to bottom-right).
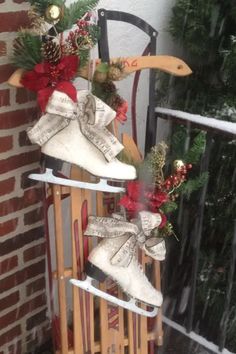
144, 190, 169, 211
119, 181, 169, 227
119, 181, 145, 211
116, 100, 128, 124
21, 55, 79, 112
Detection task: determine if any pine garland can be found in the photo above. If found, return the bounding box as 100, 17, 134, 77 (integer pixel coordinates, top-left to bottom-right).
176, 172, 209, 199
56, 0, 100, 32
12, 31, 42, 70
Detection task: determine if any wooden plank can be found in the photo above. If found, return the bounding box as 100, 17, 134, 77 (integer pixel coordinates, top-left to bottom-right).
96, 191, 110, 354
71, 167, 85, 354
52, 185, 69, 354
154, 261, 164, 347
82, 170, 95, 354
96, 191, 125, 354
55, 331, 157, 354
8, 56, 192, 88
139, 252, 148, 354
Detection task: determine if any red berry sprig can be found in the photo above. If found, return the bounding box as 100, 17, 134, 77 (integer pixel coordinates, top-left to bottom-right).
163, 160, 192, 194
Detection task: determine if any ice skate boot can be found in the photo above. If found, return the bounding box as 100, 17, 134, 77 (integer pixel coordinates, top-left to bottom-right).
28, 90, 136, 193
70, 212, 165, 317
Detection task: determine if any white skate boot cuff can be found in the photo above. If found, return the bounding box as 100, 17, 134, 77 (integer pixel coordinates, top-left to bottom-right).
27, 90, 124, 161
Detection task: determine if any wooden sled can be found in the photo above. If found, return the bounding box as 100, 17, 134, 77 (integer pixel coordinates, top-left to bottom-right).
48, 133, 163, 354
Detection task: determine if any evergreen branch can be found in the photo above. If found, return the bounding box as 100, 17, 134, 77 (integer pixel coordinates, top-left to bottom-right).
177, 172, 209, 198
161, 201, 178, 214
56, 0, 99, 32
12, 31, 42, 70
184, 131, 206, 164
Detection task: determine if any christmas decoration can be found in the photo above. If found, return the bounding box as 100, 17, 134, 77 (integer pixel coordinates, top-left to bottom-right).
21, 55, 79, 111
42, 41, 61, 64
70, 211, 165, 317
45, 4, 63, 22
92, 61, 128, 123
12, 0, 100, 113
27, 90, 136, 192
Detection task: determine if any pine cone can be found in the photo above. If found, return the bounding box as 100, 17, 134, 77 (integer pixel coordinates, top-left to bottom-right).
42, 41, 61, 64
107, 94, 123, 111
108, 66, 123, 81
100, 80, 117, 93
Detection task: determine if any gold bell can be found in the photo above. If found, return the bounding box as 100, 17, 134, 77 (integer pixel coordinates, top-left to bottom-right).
173, 159, 184, 170
45, 5, 62, 22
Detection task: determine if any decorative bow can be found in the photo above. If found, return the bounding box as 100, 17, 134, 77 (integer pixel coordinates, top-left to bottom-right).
84, 211, 166, 267
27, 90, 123, 162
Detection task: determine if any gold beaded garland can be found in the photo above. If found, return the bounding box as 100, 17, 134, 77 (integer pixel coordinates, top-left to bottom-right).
45, 5, 62, 22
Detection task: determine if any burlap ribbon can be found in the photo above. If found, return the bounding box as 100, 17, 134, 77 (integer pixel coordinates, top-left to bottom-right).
27, 90, 123, 162
84, 211, 166, 267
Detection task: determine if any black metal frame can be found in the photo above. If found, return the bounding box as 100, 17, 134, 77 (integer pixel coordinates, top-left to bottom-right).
157, 112, 236, 353
98, 9, 158, 153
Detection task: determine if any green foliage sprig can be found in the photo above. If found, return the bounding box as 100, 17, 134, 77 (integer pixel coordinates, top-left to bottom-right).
56, 0, 99, 32
12, 31, 42, 70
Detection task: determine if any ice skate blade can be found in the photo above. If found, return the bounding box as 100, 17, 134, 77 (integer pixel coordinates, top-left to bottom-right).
29, 168, 125, 193
70, 277, 158, 318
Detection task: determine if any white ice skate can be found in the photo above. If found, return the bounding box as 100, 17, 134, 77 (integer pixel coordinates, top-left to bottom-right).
70, 212, 166, 317
28, 90, 136, 193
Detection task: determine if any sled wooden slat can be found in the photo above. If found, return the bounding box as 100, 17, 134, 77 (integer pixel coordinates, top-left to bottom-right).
82, 171, 96, 354
55, 331, 158, 354
140, 253, 148, 354
96, 191, 125, 354
154, 261, 164, 346
71, 168, 85, 354
53, 185, 69, 354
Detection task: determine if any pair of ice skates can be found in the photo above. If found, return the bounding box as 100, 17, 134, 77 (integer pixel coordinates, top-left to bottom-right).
28, 89, 165, 317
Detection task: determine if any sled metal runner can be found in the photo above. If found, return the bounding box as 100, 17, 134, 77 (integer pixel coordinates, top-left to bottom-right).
29, 168, 125, 193
70, 277, 158, 318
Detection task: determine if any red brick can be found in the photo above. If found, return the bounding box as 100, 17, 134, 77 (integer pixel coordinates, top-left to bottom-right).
21, 167, 41, 189
0, 259, 45, 294
24, 242, 45, 262
0, 218, 18, 237
0, 64, 15, 85
0, 325, 21, 347
0, 177, 15, 196
0, 188, 43, 217
0, 294, 46, 329
24, 206, 43, 226
8, 341, 21, 354
0, 225, 44, 256
0, 291, 19, 312
0, 89, 10, 106
0, 11, 30, 32
0, 107, 39, 129
0, 150, 40, 175
26, 308, 47, 331
0, 136, 13, 153
26, 277, 46, 296
0, 41, 6, 56
0, 255, 18, 274
16, 88, 36, 104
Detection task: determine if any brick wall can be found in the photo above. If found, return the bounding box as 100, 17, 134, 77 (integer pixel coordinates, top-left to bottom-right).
0, 1, 50, 353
